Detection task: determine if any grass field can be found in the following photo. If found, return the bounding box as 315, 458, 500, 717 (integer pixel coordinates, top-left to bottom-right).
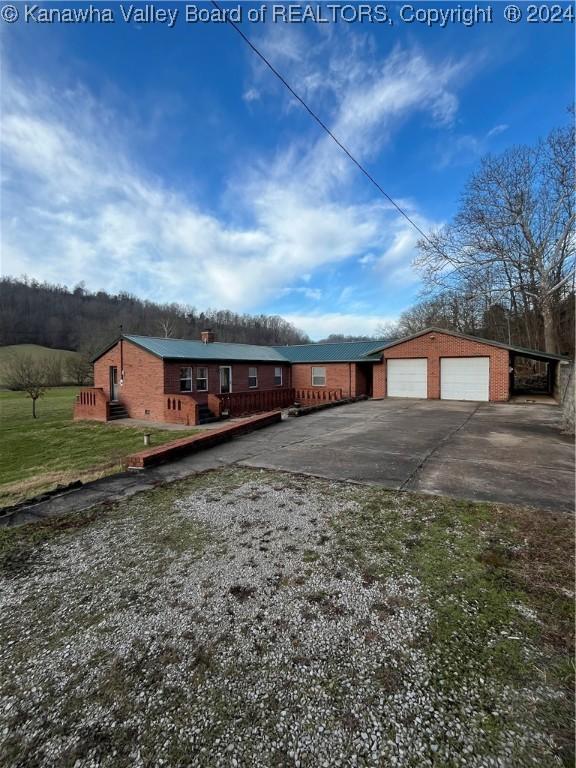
0, 344, 81, 386
0, 387, 197, 507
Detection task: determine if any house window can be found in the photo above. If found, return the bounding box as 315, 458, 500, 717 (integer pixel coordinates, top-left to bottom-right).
248, 367, 258, 388
179, 367, 192, 392
312, 367, 326, 386
274, 367, 283, 386
196, 367, 208, 391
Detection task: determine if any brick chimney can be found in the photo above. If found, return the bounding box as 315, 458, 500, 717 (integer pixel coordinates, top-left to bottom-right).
201, 329, 215, 344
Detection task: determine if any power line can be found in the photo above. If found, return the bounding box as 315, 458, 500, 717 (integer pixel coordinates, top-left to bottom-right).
211, 0, 433, 245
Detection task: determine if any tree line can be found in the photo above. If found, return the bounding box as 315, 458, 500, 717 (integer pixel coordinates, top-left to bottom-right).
0, 278, 310, 355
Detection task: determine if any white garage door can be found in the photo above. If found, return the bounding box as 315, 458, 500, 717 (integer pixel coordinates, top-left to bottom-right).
441, 357, 490, 401
387, 358, 428, 398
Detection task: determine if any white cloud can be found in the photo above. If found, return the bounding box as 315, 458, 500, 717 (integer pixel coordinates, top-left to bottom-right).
437, 123, 510, 168
1, 37, 464, 315
282, 312, 398, 340
242, 87, 260, 103
374, 209, 439, 286
487, 123, 509, 138
328, 47, 463, 156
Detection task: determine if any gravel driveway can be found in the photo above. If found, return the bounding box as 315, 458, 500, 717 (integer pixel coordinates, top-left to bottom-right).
0, 468, 573, 767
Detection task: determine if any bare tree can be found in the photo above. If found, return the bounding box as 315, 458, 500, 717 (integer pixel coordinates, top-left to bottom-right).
44, 357, 63, 387
5, 354, 47, 418
159, 317, 175, 338
65, 353, 93, 386
416, 120, 575, 353
373, 322, 400, 339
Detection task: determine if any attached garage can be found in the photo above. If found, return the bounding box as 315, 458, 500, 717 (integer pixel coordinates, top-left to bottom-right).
440, 357, 490, 401
349, 327, 568, 403
387, 358, 427, 399
378, 328, 513, 402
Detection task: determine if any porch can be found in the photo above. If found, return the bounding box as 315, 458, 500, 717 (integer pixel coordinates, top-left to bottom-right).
74, 386, 346, 425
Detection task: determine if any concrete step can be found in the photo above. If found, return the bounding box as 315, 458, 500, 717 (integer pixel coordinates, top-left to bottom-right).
198, 415, 220, 425
198, 405, 216, 424
109, 403, 128, 420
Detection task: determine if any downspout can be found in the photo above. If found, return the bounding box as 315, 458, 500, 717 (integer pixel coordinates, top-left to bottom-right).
119, 325, 124, 386
349, 363, 352, 398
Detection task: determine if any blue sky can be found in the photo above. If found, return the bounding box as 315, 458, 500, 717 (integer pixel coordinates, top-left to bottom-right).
1, 2, 574, 339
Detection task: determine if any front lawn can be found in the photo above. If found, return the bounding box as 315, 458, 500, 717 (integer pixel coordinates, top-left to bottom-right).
0, 468, 572, 767
0, 387, 197, 507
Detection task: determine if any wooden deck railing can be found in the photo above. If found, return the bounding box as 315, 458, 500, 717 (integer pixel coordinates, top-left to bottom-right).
217, 388, 295, 417
295, 388, 344, 402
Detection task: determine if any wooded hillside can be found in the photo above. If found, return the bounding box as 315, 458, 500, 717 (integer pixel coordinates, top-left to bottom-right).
0, 278, 310, 353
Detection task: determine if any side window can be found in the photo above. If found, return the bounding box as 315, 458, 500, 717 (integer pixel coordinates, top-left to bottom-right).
312, 367, 326, 386
248, 367, 258, 388
179, 367, 192, 392
274, 367, 283, 386
196, 367, 208, 391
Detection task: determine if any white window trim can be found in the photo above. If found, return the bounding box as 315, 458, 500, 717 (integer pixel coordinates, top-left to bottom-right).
311, 366, 326, 386
195, 367, 208, 392
248, 366, 258, 389
219, 366, 232, 394
179, 366, 193, 392
274, 367, 283, 386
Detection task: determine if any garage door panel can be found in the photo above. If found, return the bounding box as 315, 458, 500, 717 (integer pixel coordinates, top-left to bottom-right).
387, 358, 427, 399
441, 357, 489, 401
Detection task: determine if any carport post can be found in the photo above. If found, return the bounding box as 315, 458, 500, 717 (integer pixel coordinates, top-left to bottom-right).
547, 361, 556, 397
509, 353, 515, 396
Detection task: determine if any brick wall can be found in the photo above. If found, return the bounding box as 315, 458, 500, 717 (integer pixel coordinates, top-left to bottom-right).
94, 340, 165, 421
379, 331, 510, 401
291, 362, 374, 397
73, 388, 109, 421
164, 362, 291, 404
373, 358, 386, 398
164, 395, 199, 426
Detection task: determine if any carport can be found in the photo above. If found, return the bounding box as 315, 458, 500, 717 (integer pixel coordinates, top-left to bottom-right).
508, 345, 566, 399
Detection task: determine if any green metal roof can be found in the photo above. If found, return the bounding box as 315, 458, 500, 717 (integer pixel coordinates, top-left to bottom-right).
120, 335, 396, 364
125, 335, 289, 363
273, 339, 395, 363
92, 329, 571, 366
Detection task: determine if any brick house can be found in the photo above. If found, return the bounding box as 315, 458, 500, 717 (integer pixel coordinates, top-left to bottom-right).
74, 327, 568, 425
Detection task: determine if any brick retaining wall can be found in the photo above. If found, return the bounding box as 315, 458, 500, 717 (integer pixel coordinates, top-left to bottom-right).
127, 411, 282, 468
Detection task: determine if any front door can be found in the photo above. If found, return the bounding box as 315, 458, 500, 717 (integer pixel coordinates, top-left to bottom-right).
109, 366, 119, 401
219, 366, 232, 394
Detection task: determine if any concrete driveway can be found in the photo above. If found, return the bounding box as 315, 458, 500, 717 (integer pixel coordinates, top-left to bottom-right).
4, 399, 573, 526
184, 399, 574, 513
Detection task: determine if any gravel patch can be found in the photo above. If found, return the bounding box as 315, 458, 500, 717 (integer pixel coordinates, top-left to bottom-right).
0, 469, 568, 767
